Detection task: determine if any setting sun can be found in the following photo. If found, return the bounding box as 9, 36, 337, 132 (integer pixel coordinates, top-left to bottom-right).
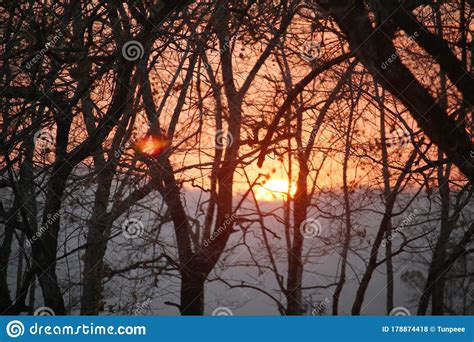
135, 135, 170, 157
255, 179, 297, 201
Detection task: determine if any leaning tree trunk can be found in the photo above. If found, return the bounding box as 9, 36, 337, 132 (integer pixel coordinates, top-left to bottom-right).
418, 9, 453, 312
316, 0, 474, 181
351, 151, 416, 315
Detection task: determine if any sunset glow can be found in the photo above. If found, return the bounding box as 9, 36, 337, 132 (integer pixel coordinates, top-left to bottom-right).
255, 179, 297, 201
3, 0, 471, 321
135, 135, 170, 157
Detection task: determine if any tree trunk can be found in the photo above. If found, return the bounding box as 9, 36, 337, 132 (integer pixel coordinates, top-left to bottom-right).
419, 10, 452, 313
351, 146, 416, 315
375, 82, 394, 314
80, 208, 111, 315
0, 222, 14, 314
418, 158, 451, 315
180, 273, 205, 315
318, 0, 474, 181
351, 205, 394, 315
286, 165, 308, 315
33, 167, 70, 315
333, 100, 354, 315
79, 68, 118, 315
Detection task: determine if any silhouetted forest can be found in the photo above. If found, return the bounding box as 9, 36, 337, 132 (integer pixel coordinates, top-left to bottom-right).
0, 0, 473, 316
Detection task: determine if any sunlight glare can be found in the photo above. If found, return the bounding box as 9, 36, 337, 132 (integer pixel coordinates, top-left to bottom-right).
255, 179, 297, 201
135, 135, 170, 157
